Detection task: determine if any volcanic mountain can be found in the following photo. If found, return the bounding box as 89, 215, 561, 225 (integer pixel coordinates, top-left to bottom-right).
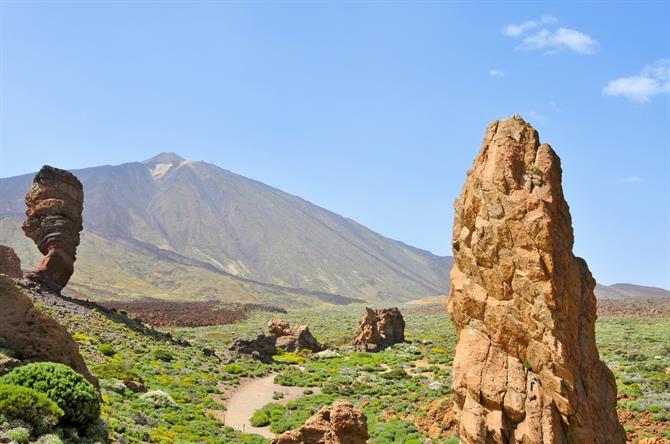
0, 153, 452, 305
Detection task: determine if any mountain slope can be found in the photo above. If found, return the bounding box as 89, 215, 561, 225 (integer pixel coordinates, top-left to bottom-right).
0, 153, 452, 303
595, 283, 670, 299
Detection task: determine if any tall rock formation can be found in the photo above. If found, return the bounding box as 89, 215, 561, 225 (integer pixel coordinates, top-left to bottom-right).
22, 165, 84, 292
447, 116, 624, 443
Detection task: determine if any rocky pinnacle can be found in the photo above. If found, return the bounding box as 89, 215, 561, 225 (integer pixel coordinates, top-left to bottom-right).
447, 115, 625, 443
21, 165, 84, 292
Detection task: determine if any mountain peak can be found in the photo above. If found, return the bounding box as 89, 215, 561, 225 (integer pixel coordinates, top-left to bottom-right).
143, 152, 185, 165
143, 153, 186, 180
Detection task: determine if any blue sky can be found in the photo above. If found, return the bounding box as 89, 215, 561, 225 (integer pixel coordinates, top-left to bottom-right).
0, 2, 668, 289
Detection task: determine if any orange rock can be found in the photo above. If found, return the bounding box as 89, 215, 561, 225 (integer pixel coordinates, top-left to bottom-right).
0, 275, 97, 386
22, 166, 83, 292
271, 399, 368, 444
0, 245, 22, 278
352, 307, 405, 352
447, 116, 625, 443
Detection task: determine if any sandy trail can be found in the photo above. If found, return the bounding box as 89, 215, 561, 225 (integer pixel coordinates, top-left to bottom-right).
221, 373, 321, 438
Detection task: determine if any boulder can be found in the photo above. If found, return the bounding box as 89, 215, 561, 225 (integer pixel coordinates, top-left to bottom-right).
0, 245, 22, 278
267, 319, 324, 352
0, 275, 97, 386
352, 307, 405, 352
123, 380, 147, 393
271, 399, 369, 444
228, 334, 277, 363
21, 165, 84, 292
447, 115, 625, 443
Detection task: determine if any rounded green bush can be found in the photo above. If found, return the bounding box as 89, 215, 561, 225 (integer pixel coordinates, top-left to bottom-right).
0, 363, 100, 427
250, 410, 270, 427
99, 343, 116, 357
0, 384, 63, 433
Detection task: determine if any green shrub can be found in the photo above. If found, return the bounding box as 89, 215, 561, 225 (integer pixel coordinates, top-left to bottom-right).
6, 427, 30, 444
0, 384, 63, 432
250, 410, 270, 427
36, 434, 64, 444
152, 348, 174, 361
224, 363, 244, 374
99, 343, 116, 357
91, 359, 142, 382
0, 362, 100, 427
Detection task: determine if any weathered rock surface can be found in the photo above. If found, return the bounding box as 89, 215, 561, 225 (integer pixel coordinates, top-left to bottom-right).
228, 334, 277, 363
447, 115, 624, 443
268, 319, 324, 352
352, 307, 405, 352
271, 399, 369, 444
22, 165, 84, 292
0, 245, 22, 278
0, 275, 97, 386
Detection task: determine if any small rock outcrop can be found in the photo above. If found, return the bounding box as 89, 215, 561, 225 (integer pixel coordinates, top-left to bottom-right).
268, 319, 324, 352
271, 399, 369, 444
228, 334, 277, 363
0, 245, 22, 278
22, 165, 84, 292
447, 116, 624, 443
0, 275, 97, 386
352, 307, 405, 352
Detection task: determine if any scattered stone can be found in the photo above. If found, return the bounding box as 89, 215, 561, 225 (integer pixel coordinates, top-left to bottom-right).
0, 356, 21, 376
228, 334, 277, 363
414, 397, 455, 440
21, 165, 84, 292
447, 115, 625, 443
123, 380, 147, 393
0, 245, 22, 278
268, 319, 324, 352
270, 399, 369, 444
202, 347, 220, 360
0, 275, 97, 387
352, 307, 405, 352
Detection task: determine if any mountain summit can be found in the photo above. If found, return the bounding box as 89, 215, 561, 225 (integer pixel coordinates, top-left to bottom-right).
0, 154, 452, 304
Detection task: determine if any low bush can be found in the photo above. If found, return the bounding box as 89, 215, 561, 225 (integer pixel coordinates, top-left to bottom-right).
250, 410, 270, 427
152, 348, 174, 362
99, 344, 116, 357
0, 384, 63, 433
6, 427, 30, 444
91, 359, 142, 382
0, 363, 100, 427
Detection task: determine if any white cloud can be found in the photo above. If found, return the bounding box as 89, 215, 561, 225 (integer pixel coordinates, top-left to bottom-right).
603, 59, 670, 103
618, 176, 642, 183
488, 69, 505, 77
501, 15, 557, 37
518, 27, 599, 54
502, 16, 598, 55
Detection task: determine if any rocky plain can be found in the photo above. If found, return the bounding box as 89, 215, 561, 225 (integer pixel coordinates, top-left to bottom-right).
0, 117, 668, 444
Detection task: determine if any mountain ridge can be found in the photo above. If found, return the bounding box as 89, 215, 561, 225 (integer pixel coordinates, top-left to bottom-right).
0, 153, 452, 304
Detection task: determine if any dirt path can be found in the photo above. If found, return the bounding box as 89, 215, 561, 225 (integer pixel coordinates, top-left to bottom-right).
219, 373, 321, 438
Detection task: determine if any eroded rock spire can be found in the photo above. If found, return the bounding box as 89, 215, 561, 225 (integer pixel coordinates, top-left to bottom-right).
447, 115, 624, 443
22, 165, 84, 292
